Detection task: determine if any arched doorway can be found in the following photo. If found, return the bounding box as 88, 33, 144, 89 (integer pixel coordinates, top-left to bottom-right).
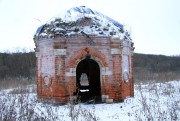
76, 58, 101, 103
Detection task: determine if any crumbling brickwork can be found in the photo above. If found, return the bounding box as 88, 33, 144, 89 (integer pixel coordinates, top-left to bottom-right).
35, 35, 134, 103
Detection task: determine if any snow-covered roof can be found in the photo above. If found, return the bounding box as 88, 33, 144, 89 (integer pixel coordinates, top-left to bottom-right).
34, 6, 131, 41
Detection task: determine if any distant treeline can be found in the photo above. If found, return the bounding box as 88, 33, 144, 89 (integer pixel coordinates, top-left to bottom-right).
134, 53, 180, 73
0, 52, 180, 79
0, 52, 35, 79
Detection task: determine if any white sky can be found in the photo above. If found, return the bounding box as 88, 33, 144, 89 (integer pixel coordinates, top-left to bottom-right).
0, 0, 179, 55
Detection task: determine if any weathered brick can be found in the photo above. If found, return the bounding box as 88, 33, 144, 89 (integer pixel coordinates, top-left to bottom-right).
35, 35, 134, 104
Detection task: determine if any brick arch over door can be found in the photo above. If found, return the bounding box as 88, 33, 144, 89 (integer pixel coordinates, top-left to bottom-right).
66, 47, 109, 96
68, 47, 108, 68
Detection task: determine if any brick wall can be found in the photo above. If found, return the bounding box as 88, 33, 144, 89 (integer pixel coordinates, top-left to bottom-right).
35, 35, 134, 103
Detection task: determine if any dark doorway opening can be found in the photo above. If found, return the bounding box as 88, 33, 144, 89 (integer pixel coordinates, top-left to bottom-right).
76, 58, 101, 103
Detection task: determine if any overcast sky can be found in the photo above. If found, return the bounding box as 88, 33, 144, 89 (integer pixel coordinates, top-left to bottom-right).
0, 0, 179, 55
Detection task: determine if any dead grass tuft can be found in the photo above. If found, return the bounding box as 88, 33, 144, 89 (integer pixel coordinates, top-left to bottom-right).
0, 77, 35, 90
134, 68, 180, 84
9, 88, 30, 94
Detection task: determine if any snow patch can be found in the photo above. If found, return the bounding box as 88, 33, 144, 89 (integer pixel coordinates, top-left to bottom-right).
34, 6, 131, 41
0, 81, 179, 120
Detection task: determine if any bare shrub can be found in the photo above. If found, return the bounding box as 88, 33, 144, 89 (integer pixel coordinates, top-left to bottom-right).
135, 82, 179, 121
66, 103, 98, 121
67, 103, 81, 121
80, 107, 98, 121
0, 84, 99, 121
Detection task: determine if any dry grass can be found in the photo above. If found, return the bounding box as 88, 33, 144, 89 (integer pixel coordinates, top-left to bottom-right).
9, 88, 30, 94
0, 90, 98, 121
134, 68, 180, 84
134, 82, 179, 121
0, 77, 35, 90
0, 80, 179, 120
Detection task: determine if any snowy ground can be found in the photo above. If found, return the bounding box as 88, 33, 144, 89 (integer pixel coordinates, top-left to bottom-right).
0, 80, 179, 121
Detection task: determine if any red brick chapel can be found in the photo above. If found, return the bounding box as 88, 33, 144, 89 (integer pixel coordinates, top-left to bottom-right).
33, 6, 134, 104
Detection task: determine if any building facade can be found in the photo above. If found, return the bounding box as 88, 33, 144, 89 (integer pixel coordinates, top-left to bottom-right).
34, 6, 134, 103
